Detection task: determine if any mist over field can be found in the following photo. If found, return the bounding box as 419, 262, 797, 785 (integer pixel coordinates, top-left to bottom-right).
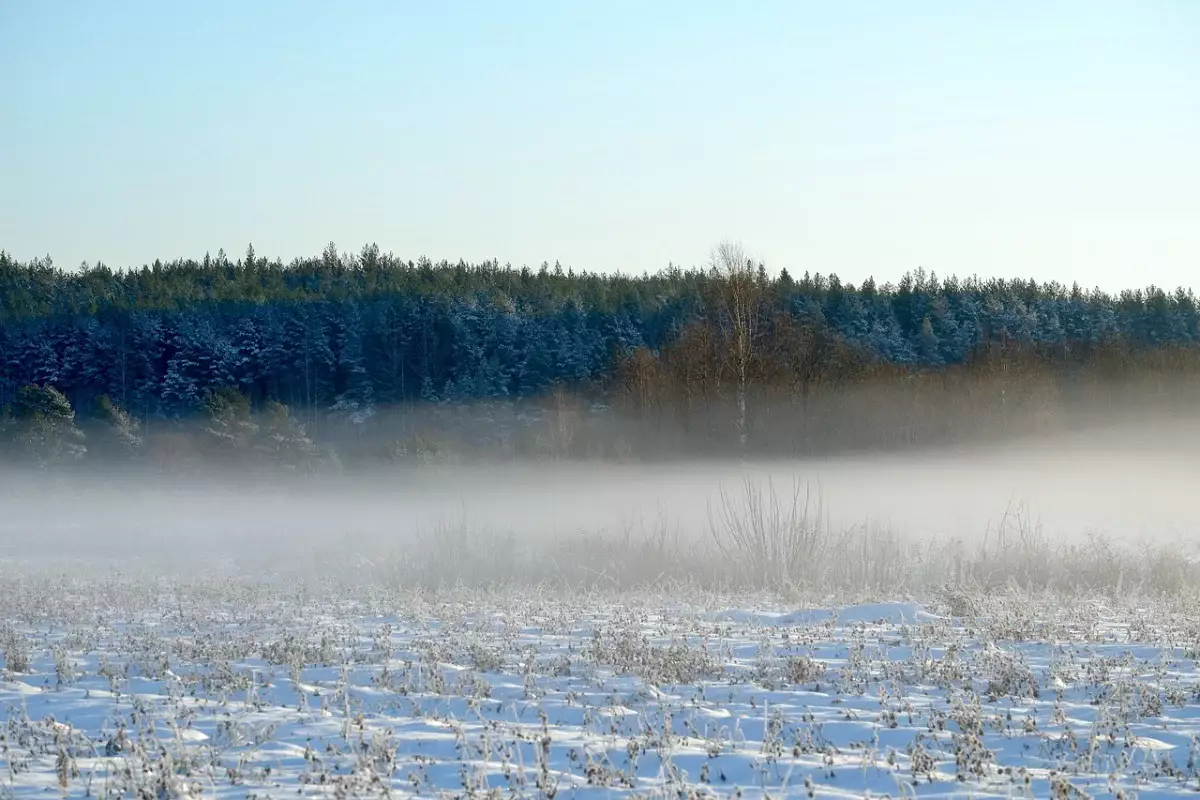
4, 412, 1198, 581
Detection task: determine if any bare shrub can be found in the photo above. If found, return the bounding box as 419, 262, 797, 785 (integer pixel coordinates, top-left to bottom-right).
708, 477, 827, 589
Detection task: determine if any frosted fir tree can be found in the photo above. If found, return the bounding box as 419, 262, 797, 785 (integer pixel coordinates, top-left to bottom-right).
9, 385, 86, 466
87, 395, 142, 459
199, 387, 258, 460
918, 315, 943, 365
328, 303, 376, 424
254, 400, 323, 471
229, 317, 264, 392
161, 355, 202, 412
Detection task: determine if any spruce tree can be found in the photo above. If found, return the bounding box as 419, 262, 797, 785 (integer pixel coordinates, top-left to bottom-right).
9, 385, 86, 466
199, 387, 258, 462
87, 395, 142, 460
254, 400, 322, 471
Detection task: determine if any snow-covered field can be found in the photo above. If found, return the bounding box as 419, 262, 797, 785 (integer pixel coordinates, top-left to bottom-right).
3, 572, 1200, 799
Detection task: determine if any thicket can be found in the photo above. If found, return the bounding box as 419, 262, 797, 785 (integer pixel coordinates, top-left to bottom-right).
3, 242, 1200, 469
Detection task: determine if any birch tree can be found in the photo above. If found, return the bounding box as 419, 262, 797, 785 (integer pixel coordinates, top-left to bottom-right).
711, 240, 764, 451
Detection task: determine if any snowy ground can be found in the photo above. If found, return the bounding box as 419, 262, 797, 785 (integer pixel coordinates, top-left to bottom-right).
3, 579, 1200, 799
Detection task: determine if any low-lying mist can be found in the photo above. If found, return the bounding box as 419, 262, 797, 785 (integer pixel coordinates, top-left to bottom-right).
3, 414, 1199, 598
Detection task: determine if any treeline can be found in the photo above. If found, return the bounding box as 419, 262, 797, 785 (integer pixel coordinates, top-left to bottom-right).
2, 242, 1200, 467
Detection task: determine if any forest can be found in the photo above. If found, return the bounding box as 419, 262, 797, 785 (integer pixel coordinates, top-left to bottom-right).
3, 241, 1200, 470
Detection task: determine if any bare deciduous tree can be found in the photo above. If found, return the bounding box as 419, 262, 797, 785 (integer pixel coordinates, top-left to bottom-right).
710, 240, 764, 451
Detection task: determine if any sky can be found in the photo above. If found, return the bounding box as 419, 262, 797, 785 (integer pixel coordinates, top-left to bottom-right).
1, 1, 1198, 290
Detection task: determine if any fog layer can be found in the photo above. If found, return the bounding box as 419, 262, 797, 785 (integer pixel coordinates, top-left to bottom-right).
2, 418, 1197, 575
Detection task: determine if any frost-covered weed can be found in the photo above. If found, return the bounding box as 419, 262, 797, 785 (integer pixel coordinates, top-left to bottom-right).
0, 628, 29, 676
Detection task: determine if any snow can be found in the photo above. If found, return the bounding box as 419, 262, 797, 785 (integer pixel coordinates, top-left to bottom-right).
2, 585, 1200, 798
711, 601, 941, 627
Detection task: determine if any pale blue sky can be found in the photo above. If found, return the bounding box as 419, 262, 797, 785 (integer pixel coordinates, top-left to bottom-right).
2, 1, 1197, 289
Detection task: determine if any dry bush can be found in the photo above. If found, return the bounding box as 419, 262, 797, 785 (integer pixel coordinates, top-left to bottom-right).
707, 478, 827, 589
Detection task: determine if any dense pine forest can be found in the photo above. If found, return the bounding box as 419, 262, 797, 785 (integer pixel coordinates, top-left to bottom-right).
3, 241, 1200, 471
